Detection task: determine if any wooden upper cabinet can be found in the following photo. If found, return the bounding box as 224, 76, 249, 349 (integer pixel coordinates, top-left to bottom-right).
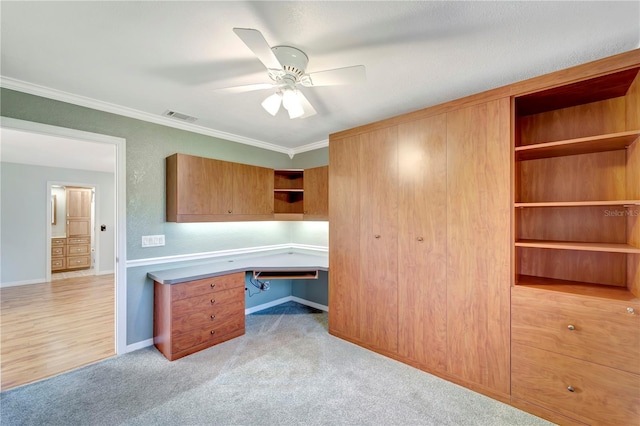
303, 165, 328, 220
166, 153, 233, 221
231, 162, 274, 216
166, 153, 273, 222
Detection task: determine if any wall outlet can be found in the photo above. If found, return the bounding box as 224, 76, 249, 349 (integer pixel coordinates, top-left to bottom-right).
142, 235, 165, 247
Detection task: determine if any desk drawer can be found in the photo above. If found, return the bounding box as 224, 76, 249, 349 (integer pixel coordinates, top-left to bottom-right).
171, 272, 245, 301
67, 244, 90, 255
172, 316, 245, 353
172, 288, 243, 316
52, 238, 66, 246
66, 255, 91, 269
512, 343, 640, 425
512, 286, 640, 374
52, 258, 66, 270
172, 299, 244, 335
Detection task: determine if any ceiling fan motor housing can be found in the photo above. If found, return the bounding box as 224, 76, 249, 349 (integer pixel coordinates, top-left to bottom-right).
272, 46, 309, 79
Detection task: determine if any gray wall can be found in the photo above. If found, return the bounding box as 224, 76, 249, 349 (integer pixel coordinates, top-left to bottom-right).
1, 88, 329, 347
1, 162, 115, 284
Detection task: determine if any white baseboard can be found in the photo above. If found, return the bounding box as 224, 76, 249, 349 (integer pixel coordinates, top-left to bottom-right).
0, 278, 46, 288
125, 338, 154, 353
245, 296, 293, 315
291, 296, 328, 312
97, 269, 114, 275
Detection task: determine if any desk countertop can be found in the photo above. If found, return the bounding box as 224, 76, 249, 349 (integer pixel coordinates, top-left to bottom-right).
147, 251, 328, 285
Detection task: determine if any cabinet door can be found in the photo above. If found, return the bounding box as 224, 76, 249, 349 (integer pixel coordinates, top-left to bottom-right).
328, 136, 361, 339
446, 98, 511, 395
232, 163, 274, 215
358, 127, 398, 353
397, 114, 448, 371
66, 187, 92, 237
166, 154, 233, 221
303, 165, 328, 220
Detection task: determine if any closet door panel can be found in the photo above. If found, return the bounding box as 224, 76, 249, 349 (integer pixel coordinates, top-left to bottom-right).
328, 136, 361, 339
397, 114, 448, 370
446, 98, 511, 395
358, 127, 399, 352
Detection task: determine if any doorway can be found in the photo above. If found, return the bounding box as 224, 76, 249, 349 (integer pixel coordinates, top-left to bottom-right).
0, 117, 127, 355
48, 184, 97, 282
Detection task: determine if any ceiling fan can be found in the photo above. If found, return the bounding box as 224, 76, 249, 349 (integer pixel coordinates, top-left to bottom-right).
220, 28, 366, 119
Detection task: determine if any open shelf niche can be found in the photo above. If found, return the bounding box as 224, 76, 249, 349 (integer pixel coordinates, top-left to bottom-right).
274, 169, 304, 218
513, 67, 640, 300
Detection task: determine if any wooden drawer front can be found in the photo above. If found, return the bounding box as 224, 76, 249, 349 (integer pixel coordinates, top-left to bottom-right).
171, 316, 245, 353
512, 343, 639, 425
52, 238, 66, 246
172, 299, 244, 335
52, 246, 66, 257
68, 237, 90, 245
172, 288, 243, 317
66, 256, 90, 269
52, 258, 66, 270
171, 272, 245, 301
67, 244, 89, 255
512, 287, 640, 374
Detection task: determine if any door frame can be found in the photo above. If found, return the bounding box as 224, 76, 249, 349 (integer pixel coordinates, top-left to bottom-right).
1, 117, 127, 355
46, 183, 99, 283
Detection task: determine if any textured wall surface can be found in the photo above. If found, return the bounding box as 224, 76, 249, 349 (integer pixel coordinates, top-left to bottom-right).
1, 88, 329, 347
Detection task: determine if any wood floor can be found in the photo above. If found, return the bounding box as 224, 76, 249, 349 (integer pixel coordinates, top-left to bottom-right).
1, 273, 115, 391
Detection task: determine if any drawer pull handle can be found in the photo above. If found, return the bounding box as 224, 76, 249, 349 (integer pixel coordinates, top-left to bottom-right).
567, 386, 575, 392
567, 325, 575, 331
210, 299, 216, 304
210, 315, 216, 320
417, 237, 424, 242
210, 330, 216, 335
628, 307, 635, 315
374, 235, 381, 239
210, 283, 216, 288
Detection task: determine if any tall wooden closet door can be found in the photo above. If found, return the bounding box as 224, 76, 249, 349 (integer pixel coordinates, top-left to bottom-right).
66, 187, 92, 237
358, 127, 399, 352
328, 136, 361, 340
446, 98, 511, 396
397, 115, 448, 371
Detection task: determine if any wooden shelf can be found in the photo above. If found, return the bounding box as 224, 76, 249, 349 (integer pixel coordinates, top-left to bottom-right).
515, 275, 639, 302
515, 130, 640, 161
274, 189, 304, 192
515, 200, 640, 208
253, 270, 318, 280
515, 240, 640, 254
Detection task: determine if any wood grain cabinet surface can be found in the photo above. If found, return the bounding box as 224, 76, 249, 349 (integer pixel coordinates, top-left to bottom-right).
153, 272, 245, 361
329, 48, 640, 424
511, 51, 640, 424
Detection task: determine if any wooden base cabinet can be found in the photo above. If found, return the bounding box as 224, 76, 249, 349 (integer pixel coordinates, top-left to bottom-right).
154, 272, 245, 361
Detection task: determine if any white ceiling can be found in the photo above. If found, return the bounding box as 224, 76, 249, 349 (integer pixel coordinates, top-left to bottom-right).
1, 1, 639, 155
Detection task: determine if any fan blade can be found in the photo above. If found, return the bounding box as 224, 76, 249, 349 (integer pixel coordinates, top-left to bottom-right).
233, 28, 282, 71
214, 83, 276, 93
303, 65, 366, 87
296, 91, 317, 118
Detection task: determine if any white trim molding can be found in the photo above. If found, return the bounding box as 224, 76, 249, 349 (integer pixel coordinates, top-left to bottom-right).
0, 76, 330, 157
125, 243, 328, 268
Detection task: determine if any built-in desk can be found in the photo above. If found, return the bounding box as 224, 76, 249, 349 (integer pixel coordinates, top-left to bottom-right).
147, 251, 328, 360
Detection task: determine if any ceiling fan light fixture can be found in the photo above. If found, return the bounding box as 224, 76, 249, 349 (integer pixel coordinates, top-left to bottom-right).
282, 89, 304, 119
261, 92, 282, 116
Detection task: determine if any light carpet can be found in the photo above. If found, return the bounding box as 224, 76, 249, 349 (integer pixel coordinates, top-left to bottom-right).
0, 301, 553, 425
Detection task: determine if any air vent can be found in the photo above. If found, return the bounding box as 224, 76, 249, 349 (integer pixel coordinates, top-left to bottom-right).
162, 110, 198, 123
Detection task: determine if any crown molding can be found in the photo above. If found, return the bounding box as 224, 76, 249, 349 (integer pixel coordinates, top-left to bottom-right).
0, 76, 297, 156
291, 138, 329, 156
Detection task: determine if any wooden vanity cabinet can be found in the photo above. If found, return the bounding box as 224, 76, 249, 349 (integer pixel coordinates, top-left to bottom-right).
153, 272, 245, 361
